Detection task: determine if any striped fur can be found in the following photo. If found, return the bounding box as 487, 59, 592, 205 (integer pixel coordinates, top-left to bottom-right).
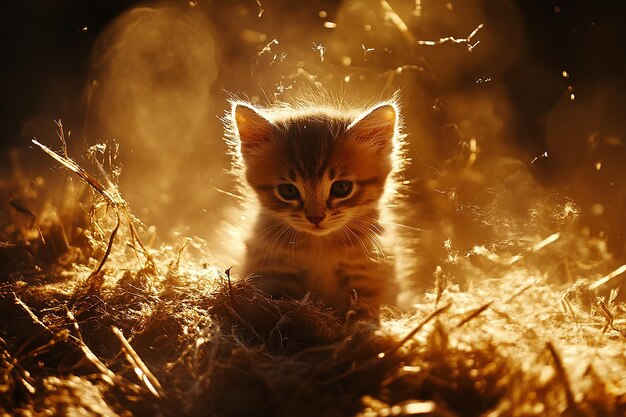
231, 101, 403, 315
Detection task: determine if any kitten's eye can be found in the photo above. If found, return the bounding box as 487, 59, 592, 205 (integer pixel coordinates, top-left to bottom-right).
330, 180, 353, 198
277, 183, 300, 200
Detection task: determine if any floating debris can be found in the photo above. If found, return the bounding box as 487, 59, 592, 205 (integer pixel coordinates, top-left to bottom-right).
590, 264, 626, 290
381, 0, 416, 44
532, 232, 560, 252
531, 151, 548, 164
413, 0, 422, 17
417, 23, 484, 51
313, 42, 326, 62
255, 0, 264, 17
274, 81, 293, 97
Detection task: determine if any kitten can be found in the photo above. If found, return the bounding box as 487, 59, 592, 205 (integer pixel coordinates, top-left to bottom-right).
229, 100, 404, 315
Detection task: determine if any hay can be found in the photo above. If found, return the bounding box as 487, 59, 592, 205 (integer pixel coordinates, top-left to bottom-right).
1, 158, 625, 417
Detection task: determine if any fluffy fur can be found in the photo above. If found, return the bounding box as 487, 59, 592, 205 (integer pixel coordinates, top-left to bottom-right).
227, 98, 406, 315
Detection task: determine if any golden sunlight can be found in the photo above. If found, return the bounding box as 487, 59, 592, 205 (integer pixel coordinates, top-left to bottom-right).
1, 1, 625, 416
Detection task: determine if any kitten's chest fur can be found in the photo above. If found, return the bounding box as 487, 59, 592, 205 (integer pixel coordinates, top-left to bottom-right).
291, 235, 351, 292
243, 214, 397, 311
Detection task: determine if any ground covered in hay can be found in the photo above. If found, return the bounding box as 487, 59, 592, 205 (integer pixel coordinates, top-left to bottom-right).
1, 169, 626, 417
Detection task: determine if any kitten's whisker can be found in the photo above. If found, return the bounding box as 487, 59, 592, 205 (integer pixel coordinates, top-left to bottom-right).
351, 222, 385, 263
261, 223, 289, 265
257, 222, 285, 247
363, 232, 384, 263
289, 229, 299, 265
368, 232, 386, 263
355, 216, 385, 236
340, 225, 358, 257
354, 220, 388, 261
270, 224, 293, 264
351, 218, 384, 245
255, 222, 285, 268
337, 225, 349, 252
369, 222, 385, 236
354, 219, 385, 252
345, 225, 371, 259
257, 219, 283, 235
255, 215, 282, 231
279, 227, 295, 265
265, 226, 287, 263
283, 227, 297, 264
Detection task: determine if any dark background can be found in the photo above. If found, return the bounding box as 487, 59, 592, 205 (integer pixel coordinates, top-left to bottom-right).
0, 1, 131, 152
2, 0, 625, 153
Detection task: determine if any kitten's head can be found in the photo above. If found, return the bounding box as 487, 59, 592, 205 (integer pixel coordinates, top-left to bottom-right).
232, 102, 399, 236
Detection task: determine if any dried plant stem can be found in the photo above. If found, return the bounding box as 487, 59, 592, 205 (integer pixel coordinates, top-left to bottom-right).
597, 297, 614, 332
13, 293, 53, 335
65, 309, 142, 392
54, 119, 69, 159
112, 326, 165, 399
1, 336, 37, 395
456, 301, 493, 328
589, 264, 626, 291
434, 265, 446, 307
32, 139, 117, 206
501, 280, 537, 305
124, 209, 158, 273
169, 237, 190, 274
386, 302, 452, 355
32, 137, 158, 275
93, 211, 120, 276
9, 199, 37, 229
546, 342, 580, 415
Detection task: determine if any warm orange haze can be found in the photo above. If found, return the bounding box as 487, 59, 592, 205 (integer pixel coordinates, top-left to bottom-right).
1, 1, 625, 416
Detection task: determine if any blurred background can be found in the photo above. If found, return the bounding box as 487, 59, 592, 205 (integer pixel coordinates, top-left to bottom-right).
1, 0, 625, 285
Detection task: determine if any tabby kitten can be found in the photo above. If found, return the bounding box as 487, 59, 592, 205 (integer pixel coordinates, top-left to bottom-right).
231, 100, 403, 314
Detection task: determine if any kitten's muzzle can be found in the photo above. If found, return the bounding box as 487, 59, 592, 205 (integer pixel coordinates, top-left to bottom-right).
306, 214, 326, 225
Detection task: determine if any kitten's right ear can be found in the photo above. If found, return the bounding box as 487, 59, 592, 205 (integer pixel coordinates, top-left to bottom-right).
348, 104, 397, 151
233, 103, 273, 152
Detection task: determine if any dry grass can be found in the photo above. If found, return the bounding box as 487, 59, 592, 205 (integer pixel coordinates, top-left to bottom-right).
1, 156, 625, 417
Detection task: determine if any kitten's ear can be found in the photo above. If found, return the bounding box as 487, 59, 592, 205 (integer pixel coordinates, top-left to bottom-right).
348, 104, 397, 150
233, 103, 273, 152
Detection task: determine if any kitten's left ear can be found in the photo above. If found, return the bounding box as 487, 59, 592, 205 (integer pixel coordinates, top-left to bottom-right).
232, 103, 273, 154
348, 104, 397, 150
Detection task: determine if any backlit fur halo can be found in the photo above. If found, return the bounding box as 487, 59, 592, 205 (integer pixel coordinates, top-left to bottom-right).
222, 93, 408, 208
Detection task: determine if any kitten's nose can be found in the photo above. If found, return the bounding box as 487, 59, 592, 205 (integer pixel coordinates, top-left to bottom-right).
306, 214, 326, 225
